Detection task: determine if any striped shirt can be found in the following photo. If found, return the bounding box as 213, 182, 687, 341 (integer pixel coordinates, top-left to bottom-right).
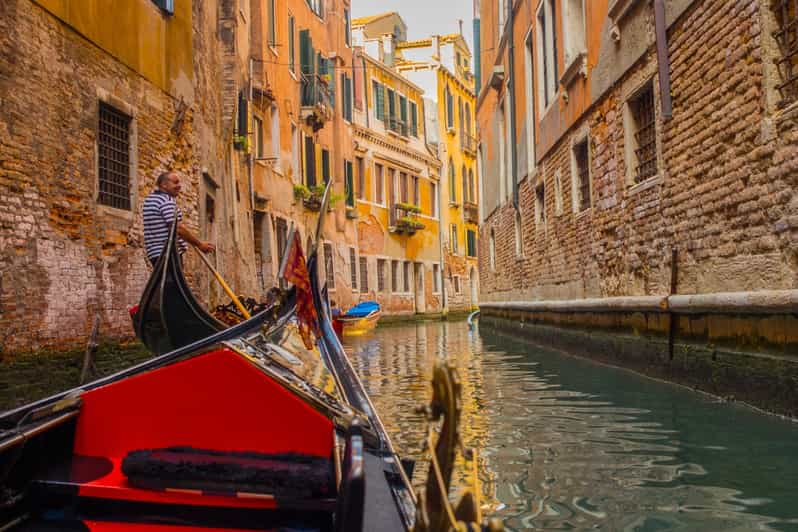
143, 190, 188, 261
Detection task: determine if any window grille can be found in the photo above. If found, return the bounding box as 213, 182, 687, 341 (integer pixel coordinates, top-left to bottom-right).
98, 102, 132, 210
391, 260, 399, 292
774, 0, 798, 106
433, 263, 440, 292
575, 140, 590, 210
632, 84, 657, 183
403, 262, 411, 292
360, 257, 368, 292
350, 248, 357, 290
377, 259, 386, 291
324, 242, 335, 288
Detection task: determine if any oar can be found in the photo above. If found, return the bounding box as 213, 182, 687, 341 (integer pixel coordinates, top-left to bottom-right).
192, 246, 251, 320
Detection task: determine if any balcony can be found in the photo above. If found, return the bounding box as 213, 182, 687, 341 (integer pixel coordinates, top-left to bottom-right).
463, 201, 479, 224
461, 133, 477, 156
385, 117, 408, 137
300, 74, 333, 131
390, 202, 425, 235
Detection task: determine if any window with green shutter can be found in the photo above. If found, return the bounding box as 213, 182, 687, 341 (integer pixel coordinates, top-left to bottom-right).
322, 149, 330, 183
372, 81, 384, 120
288, 15, 295, 74
304, 135, 316, 187
410, 101, 418, 137
399, 95, 407, 136
467, 229, 477, 257
345, 160, 354, 207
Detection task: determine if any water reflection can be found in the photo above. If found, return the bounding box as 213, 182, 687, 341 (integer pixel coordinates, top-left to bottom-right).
343, 320, 798, 531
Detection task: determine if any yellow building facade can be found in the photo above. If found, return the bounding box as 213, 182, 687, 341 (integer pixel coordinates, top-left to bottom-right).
397, 33, 480, 311
351, 14, 444, 315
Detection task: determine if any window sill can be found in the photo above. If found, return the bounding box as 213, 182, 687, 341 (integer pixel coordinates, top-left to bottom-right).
560, 52, 587, 88
97, 204, 134, 222
627, 174, 662, 196
775, 99, 798, 124
449, 201, 460, 208
269, 45, 279, 57
446, 127, 456, 136
288, 70, 298, 82
574, 207, 592, 219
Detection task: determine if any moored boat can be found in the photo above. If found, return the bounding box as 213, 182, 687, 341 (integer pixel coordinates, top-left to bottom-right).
334, 301, 381, 337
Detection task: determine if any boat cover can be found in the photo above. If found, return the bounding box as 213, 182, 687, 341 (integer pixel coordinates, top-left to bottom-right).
342, 301, 380, 319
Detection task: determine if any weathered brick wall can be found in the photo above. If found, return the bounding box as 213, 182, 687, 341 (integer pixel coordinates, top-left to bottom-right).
480, 0, 797, 303
0, 1, 217, 354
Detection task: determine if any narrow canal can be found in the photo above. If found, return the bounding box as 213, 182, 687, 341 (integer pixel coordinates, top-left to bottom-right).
343, 319, 798, 531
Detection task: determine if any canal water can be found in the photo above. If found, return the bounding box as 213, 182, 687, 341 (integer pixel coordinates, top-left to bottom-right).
343, 319, 798, 531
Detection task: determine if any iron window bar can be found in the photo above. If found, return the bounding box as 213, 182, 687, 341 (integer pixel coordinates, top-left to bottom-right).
633, 85, 657, 183
98, 102, 132, 210
772, 0, 798, 106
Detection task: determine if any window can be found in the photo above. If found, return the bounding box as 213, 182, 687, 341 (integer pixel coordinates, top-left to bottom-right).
413, 176, 420, 207
468, 169, 475, 204
467, 229, 477, 257
400, 172, 408, 203
514, 211, 523, 257
341, 74, 353, 121
524, 31, 537, 175
489, 229, 496, 270
458, 97, 464, 137
322, 148, 330, 183
306, 0, 323, 18
288, 15, 296, 74
253, 115, 264, 158
448, 162, 457, 203
375, 163, 384, 204
497, 0, 507, 39
323, 242, 335, 288
98, 102, 132, 210
350, 247, 357, 290
430, 182, 438, 217
399, 95, 408, 136
391, 260, 400, 292
563, 0, 586, 70
360, 257, 369, 291
373, 81, 385, 120
356, 157, 365, 200
536, 0, 559, 109
377, 258, 386, 291
445, 88, 454, 129
291, 124, 299, 180
433, 263, 441, 292
151, 0, 174, 15
461, 165, 468, 203
344, 160, 354, 207
276, 217, 288, 288
573, 137, 591, 211
535, 184, 546, 226
403, 262, 411, 292
626, 81, 657, 184
774, 0, 798, 106
453, 275, 461, 294
304, 134, 316, 186
409, 101, 418, 137
387, 89, 396, 126
553, 169, 563, 215
344, 8, 351, 47
270, 106, 280, 166
450, 224, 459, 253
268, 0, 276, 46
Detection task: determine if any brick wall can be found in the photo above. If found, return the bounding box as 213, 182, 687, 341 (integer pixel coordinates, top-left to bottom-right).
480, 0, 798, 303
0, 1, 220, 354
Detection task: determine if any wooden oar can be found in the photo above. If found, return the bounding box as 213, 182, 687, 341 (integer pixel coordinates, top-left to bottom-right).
192, 246, 251, 320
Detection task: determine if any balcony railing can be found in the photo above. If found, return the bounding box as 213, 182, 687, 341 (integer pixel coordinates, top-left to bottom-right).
391, 202, 425, 235
300, 73, 333, 130
461, 132, 477, 156
385, 117, 408, 137
463, 201, 479, 224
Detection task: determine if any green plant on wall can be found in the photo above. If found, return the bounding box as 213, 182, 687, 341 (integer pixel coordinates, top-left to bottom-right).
395, 202, 421, 214
233, 134, 249, 151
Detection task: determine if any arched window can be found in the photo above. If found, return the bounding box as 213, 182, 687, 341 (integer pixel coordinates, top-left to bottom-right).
468, 168, 475, 204
448, 158, 456, 203
464, 102, 472, 135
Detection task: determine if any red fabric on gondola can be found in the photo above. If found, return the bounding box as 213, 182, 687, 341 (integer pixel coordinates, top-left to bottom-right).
83, 522, 265, 531
72, 349, 333, 507
282, 232, 319, 350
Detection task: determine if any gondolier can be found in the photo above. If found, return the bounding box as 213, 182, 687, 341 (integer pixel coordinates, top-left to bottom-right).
143, 171, 214, 266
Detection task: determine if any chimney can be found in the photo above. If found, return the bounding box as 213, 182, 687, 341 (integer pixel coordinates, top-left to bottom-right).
459, 19, 464, 35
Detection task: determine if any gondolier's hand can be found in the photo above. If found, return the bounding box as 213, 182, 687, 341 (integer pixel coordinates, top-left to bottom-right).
197, 241, 215, 254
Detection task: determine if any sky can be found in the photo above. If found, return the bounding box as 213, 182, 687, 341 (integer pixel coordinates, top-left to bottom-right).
352, 0, 476, 54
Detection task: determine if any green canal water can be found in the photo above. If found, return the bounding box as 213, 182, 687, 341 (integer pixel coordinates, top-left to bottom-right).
343, 319, 798, 531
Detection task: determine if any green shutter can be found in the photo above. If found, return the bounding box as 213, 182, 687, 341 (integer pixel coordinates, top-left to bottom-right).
399, 96, 407, 135
322, 149, 330, 183
288, 16, 295, 73
410, 101, 418, 137
345, 76, 353, 121
326, 59, 335, 109
345, 161, 354, 207
300, 30, 312, 75
373, 82, 384, 120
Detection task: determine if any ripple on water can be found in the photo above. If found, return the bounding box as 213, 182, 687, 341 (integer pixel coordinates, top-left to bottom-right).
344, 321, 798, 532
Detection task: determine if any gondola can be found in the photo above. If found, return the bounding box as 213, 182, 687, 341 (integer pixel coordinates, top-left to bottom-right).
0, 184, 501, 531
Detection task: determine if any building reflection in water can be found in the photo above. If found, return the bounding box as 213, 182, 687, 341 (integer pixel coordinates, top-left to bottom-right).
343, 321, 798, 531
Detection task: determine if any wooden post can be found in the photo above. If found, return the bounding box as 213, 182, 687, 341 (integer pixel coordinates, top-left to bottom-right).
80, 313, 101, 384
668, 248, 678, 361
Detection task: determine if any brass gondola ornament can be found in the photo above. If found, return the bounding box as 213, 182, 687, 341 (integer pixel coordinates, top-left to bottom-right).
413, 363, 504, 532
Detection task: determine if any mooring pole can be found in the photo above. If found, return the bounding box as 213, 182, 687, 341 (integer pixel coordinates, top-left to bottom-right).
668, 248, 678, 360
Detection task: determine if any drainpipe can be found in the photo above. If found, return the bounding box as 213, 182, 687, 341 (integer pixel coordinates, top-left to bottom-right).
506, 0, 519, 208
653, 0, 673, 119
